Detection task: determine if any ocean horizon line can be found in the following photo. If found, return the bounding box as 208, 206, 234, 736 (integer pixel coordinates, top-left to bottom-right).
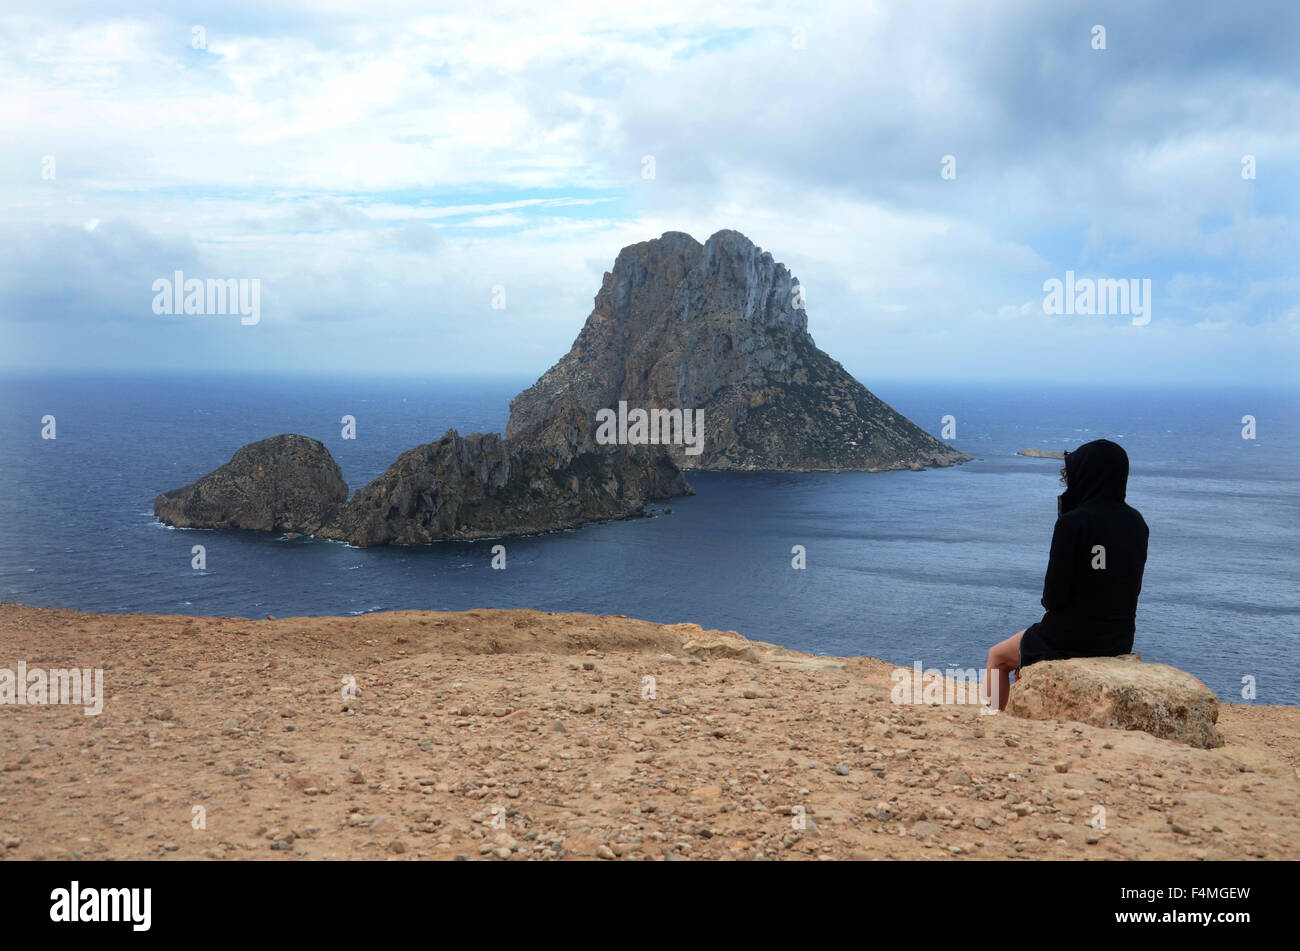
1, 368, 1296, 394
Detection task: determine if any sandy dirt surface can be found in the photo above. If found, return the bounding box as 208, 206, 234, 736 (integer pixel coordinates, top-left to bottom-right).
1, 604, 1296, 861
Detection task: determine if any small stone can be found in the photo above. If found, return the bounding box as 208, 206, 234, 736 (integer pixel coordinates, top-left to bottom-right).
597, 845, 616, 860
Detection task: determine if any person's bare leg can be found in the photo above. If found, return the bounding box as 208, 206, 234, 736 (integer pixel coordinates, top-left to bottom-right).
985, 630, 1024, 712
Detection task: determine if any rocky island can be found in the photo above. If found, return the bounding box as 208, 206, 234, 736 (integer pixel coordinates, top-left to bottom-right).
153, 434, 348, 535
509, 230, 970, 471
154, 420, 686, 547
154, 230, 967, 544
316, 415, 687, 546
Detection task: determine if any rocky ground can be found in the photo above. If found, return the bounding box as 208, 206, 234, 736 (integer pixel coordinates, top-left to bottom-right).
1, 603, 1296, 861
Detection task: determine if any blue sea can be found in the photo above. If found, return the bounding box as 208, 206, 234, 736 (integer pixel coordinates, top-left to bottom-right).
1, 374, 1296, 705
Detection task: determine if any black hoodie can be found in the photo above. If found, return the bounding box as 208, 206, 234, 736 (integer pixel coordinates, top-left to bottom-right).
1032, 439, 1149, 658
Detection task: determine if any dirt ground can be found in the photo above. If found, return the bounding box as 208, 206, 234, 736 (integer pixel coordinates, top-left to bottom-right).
1, 603, 1296, 861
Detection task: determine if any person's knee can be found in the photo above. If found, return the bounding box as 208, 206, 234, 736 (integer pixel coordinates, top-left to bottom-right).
988, 639, 1017, 671
991, 631, 1026, 669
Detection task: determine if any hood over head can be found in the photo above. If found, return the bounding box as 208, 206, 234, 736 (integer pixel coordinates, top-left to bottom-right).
1058, 438, 1129, 514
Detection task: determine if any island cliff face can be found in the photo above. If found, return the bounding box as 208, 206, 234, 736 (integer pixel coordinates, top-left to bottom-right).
152, 434, 348, 534
507, 230, 969, 471
316, 417, 688, 546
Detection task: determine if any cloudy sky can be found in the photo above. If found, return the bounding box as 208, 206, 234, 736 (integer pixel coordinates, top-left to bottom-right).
2, 0, 1297, 384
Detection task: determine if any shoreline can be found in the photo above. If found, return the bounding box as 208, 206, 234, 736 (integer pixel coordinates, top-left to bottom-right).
1, 603, 1296, 861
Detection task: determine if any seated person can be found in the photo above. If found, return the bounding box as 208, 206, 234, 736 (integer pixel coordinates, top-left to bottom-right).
986, 439, 1149, 711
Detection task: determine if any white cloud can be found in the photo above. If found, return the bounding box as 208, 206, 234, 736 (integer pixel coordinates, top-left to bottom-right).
1, 0, 1297, 383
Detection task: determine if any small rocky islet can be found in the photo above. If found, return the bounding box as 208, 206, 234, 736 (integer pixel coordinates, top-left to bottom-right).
1017, 447, 1067, 460
153, 230, 969, 546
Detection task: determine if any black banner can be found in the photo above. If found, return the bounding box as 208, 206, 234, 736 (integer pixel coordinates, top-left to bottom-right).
0, 859, 1282, 937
